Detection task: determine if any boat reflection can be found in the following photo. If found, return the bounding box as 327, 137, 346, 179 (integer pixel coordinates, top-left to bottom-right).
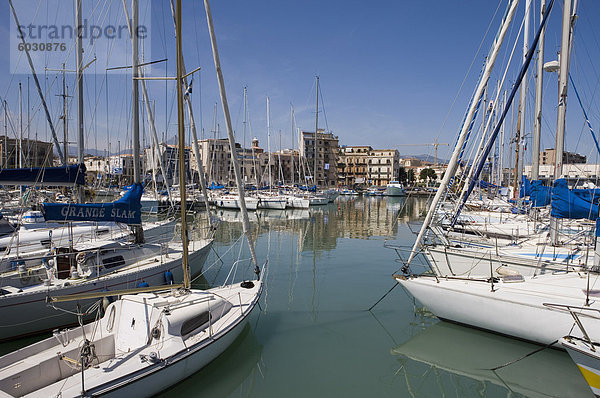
392, 321, 592, 398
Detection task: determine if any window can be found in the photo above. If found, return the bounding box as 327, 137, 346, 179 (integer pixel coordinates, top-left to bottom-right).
102, 255, 126, 269
180, 311, 211, 335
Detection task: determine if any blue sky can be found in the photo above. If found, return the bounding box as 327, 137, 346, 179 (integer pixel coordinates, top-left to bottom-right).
1, 0, 600, 166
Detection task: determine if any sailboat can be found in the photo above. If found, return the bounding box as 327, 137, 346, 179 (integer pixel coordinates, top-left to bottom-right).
392, 0, 600, 347
0, 1, 263, 395
256, 97, 287, 210
0, 0, 213, 341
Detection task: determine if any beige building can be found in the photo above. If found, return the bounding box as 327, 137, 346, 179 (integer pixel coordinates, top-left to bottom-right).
338, 146, 401, 186
540, 148, 586, 165
368, 149, 400, 186
337, 146, 371, 185
300, 129, 339, 187
145, 143, 191, 186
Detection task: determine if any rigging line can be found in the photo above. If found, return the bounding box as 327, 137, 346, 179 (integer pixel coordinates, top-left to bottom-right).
435, 0, 505, 140
452, 0, 556, 227
569, 73, 600, 156
318, 80, 329, 132
488, 339, 559, 371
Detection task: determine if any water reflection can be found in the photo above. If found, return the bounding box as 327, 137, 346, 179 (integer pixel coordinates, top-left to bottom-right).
392, 320, 593, 398
200, 196, 413, 256
157, 324, 264, 397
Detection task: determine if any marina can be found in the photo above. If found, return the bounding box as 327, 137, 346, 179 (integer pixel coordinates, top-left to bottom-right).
1, 0, 600, 396
0, 196, 592, 397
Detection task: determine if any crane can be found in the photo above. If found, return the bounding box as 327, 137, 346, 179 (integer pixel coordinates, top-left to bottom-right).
396, 139, 449, 167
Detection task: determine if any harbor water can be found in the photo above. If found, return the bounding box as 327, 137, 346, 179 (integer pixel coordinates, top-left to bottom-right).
1, 196, 592, 397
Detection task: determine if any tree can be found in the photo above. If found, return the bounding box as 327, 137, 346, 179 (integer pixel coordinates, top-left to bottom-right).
407, 169, 415, 184
398, 167, 408, 184
419, 168, 437, 185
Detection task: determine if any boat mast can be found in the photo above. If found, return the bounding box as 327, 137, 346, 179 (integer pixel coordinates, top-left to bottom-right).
175, 0, 190, 288
531, 0, 547, 181
62, 64, 69, 162
553, 0, 574, 180
204, 0, 259, 268
267, 96, 272, 188
550, 0, 575, 245
131, 0, 144, 243
76, 0, 84, 202
290, 103, 295, 185
314, 75, 319, 188
407, 0, 520, 266
3, 101, 7, 168
167, 0, 212, 219
8, 0, 65, 164
242, 86, 247, 183
513, 0, 531, 197
18, 82, 23, 169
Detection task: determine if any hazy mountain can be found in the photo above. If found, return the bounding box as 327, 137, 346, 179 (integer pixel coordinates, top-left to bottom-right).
400, 153, 449, 165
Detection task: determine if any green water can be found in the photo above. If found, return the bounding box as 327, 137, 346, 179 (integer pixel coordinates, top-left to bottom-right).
0, 196, 592, 397
168, 196, 592, 398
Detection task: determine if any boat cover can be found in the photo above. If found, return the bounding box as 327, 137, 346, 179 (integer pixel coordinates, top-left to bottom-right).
530, 180, 551, 208
519, 175, 531, 198
551, 179, 599, 219
0, 164, 85, 186
42, 183, 143, 224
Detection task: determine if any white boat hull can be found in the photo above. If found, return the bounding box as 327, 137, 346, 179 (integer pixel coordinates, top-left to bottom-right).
257, 197, 287, 210
396, 272, 600, 346
0, 239, 212, 341
0, 280, 262, 397
285, 196, 310, 209
562, 336, 600, 397
215, 196, 259, 210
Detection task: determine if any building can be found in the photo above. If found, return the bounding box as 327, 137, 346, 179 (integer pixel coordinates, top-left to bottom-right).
337, 146, 400, 186
524, 163, 600, 185
299, 129, 339, 187
368, 149, 400, 186
188, 138, 241, 186
0, 136, 53, 168
540, 149, 586, 165
337, 146, 371, 186
144, 143, 191, 186
268, 149, 300, 185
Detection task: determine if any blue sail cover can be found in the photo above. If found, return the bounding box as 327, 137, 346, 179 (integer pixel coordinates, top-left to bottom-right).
298, 185, 317, 192
571, 188, 600, 205
530, 180, 551, 207
519, 175, 531, 198
551, 179, 599, 219
478, 180, 497, 189
0, 164, 85, 186
42, 183, 143, 224
208, 182, 225, 190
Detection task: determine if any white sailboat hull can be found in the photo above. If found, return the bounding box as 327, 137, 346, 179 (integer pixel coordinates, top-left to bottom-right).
0, 281, 262, 397
396, 272, 600, 346
256, 197, 287, 210
215, 196, 259, 210
0, 239, 212, 341
285, 196, 310, 209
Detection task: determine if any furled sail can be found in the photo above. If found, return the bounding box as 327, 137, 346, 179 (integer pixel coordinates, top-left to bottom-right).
42, 183, 143, 224
551, 179, 599, 219
0, 164, 85, 186
530, 180, 551, 207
